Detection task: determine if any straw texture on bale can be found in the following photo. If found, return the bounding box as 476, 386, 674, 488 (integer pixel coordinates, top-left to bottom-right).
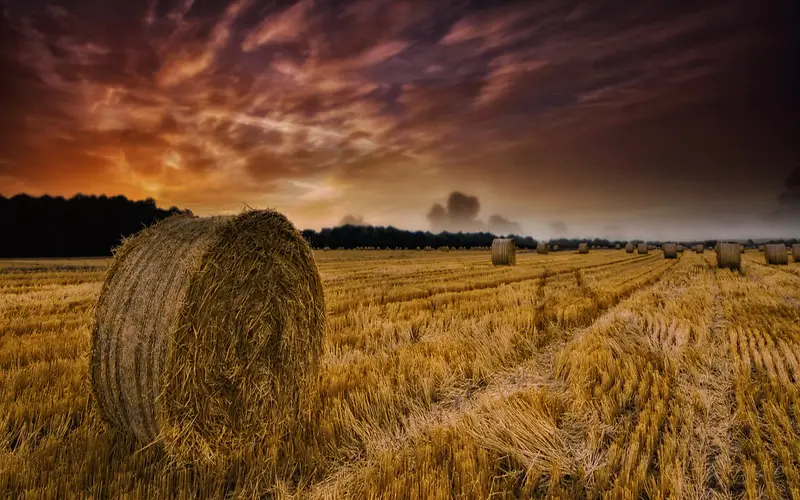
578, 242, 589, 254
90, 210, 326, 466
764, 244, 788, 265
491, 238, 516, 266
637, 243, 648, 255
625, 243, 634, 253
662, 243, 678, 259
615, 243, 621, 249
536, 241, 549, 254
716, 242, 741, 270
793, 244, 800, 262
695, 245, 704, 253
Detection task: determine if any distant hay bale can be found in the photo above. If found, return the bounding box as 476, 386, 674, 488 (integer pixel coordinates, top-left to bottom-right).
764, 244, 788, 265
625, 243, 634, 253
416, 246, 421, 250
793, 244, 800, 262
440, 246, 450, 251
491, 238, 516, 266
637, 243, 648, 255
694, 245, 704, 253
424, 246, 432, 251
536, 241, 549, 254
647, 244, 654, 251
758, 245, 765, 252
90, 210, 325, 466
615, 243, 621, 249
676, 244, 684, 253
552, 244, 559, 251
716, 242, 741, 270
323, 246, 330, 251
662, 243, 678, 259
578, 242, 589, 254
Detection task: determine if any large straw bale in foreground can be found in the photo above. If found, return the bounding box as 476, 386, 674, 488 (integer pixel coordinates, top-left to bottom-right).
716, 242, 741, 270
625, 243, 634, 253
90, 210, 325, 466
491, 238, 516, 266
793, 244, 800, 262
578, 242, 589, 254
536, 241, 549, 254
637, 243, 648, 255
764, 244, 788, 265
662, 243, 677, 259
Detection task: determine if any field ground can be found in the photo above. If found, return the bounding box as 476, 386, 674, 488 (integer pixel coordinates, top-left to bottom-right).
1, 249, 800, 498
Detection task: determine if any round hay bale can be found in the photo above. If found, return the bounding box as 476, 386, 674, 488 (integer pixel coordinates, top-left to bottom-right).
764, 244, 788, 265
793, 244, 800, 262
758, 245, 765, 252
647, 244, 655, 251
716, 242, 741, 270
323, 246, 330, 251
424, 246, 432, 251
625, 243, 634, 253
536, 241, 549, 254
662, 243, 678, 259
694, 244, 704, 253
676, 244, 684, 253
615, 243, 621, 249
637, 243, 648, 255
440, 246, 450, 251
552, 244, 559, 251
90, 210, 325, 466
577, 242, 589, 254
491, 238, 516, 266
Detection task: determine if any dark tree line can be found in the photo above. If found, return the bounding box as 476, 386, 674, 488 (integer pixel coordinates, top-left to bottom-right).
0, 194, 188, 258
2, 194, 797, 257
301, 225, 626, 250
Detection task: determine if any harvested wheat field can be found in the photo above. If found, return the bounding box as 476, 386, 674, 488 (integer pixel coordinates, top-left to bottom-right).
2, 248, 800, 498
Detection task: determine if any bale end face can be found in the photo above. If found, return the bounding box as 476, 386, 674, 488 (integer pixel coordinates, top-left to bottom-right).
90, 210, 326, 467
716, 242, 741, 270
491, 238, 517, 266
578, 242, 589, 254
764, 244, 789, 265
637, 243, 648, 255
662, 243, 678, 259
536, 242, 549, 254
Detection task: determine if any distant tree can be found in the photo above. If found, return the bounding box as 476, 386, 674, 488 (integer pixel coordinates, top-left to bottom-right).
0, 193, 185, 257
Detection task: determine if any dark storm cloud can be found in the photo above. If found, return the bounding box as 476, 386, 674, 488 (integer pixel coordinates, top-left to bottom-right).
549, 221, 567, 236
0, 0, 796, 235
339, 214, 366, 226
488, 215, 521, 236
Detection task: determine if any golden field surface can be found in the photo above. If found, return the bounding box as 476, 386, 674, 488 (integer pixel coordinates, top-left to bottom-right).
1, 249, 800, 499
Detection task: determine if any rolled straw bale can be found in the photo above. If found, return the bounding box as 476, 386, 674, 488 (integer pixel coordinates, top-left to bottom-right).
764, 244, 788, 265
536, 241, 549, 254
552, 244, 559, 251
793, 244, 800, 262
676, 244, 684, 253
647, 244, 655, 251
695, 244, 704, 253
758, 245, 765, 252
90, 210, 325, 466
625, 243, 634, 253
637, 243, 648, 255
716, 242, 741, 270
491, 238, 516, 266
662, 243, 678, 259
424, 246, 432, 251
578, 242, 589, 254
440, 246, 450, 251
615, 243, 621, 249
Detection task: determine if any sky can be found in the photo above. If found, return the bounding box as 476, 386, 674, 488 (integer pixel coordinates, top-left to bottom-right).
0, 0, 797, 239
